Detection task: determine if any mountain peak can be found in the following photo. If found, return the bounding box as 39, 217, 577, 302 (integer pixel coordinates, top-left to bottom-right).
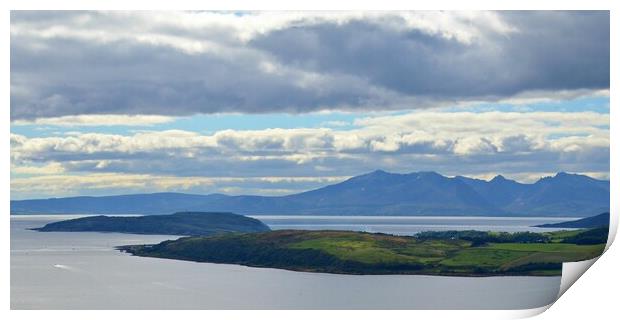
416, 171, 443, 177
370, 169, 389, 175
534, 172, 609, 189
344, 169, 393, 183
490, 175, 507, 183
539, 172, 589, 182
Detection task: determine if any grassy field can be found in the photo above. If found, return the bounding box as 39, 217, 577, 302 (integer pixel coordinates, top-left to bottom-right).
120, 228, 606, 276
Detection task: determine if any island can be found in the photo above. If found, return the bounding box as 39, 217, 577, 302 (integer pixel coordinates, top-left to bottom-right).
32, 211, 271, 236
119, 228, 606, 276
535, 212, 609, 229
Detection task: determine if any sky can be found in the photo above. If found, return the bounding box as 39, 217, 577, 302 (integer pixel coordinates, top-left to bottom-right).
10, 11, 610, 200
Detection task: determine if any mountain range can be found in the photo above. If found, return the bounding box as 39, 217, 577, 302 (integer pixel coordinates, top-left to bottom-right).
10, 170, 610, 217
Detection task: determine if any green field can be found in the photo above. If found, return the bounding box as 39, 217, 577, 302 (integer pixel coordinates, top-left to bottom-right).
120, 227, 607, 276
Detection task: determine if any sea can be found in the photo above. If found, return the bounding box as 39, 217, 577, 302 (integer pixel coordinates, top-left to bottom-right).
10, 214, 577, 309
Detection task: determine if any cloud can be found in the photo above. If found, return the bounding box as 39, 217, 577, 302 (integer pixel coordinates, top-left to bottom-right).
11, 114, 177, 126
10, 11, 517, 49
10, 111, 609, 187
10, 162, 65, 175
10, 173, 350, 199
250, 11, 608, 98
9, 11, 610, 199
11, 111, 609, 160
10, 11, 609, 120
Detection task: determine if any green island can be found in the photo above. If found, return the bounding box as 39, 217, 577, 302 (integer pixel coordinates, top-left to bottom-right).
33, 212, 271, 236
119, 227, 607, 276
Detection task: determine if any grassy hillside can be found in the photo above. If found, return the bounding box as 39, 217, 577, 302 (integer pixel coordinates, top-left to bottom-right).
120, 228, 606, 276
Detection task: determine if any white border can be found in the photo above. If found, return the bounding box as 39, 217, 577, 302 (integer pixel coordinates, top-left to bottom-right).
2, 1, 617, 319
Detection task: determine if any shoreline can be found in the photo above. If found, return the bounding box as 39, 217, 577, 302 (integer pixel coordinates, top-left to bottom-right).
117, 246, 563, 277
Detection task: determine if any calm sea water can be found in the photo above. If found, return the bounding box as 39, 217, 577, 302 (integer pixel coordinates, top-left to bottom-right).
252, 215, 576, 234
11, 215, 574, 310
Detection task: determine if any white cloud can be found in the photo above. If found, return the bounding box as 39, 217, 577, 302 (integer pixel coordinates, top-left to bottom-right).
11, 11, 516, 52
10, 162, 65, 175
11, 114, 176, 127
10, 173, 350, 199
10, 130, 219, 163
11, 111, 609, 161
498, 89, 610, 106
10, 110, 609, 181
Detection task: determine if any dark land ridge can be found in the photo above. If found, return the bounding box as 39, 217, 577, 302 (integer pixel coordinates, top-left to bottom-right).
535, 212, 609, 229
32, 212, 270, 236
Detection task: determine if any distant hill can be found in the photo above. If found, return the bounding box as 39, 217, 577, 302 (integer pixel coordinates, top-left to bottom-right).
12, 193, 228, 216
535, 212, 610, 229
12, 170, 609, 217
32, 212, 270, 236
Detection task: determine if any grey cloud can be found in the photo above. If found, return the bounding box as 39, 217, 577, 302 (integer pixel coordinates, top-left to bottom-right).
11, 35, 397, 120
251, 11, 609, 98
500, 135, 537, 153
10, 11, 609, 120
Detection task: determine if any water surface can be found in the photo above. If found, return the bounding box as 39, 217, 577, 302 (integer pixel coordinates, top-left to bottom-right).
11, 215, 566, 309
253, 215, 576, 235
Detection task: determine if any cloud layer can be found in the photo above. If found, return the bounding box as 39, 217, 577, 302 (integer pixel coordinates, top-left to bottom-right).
10, 110, 609, 198
11, 11, 609, 120
10, 11, 610, 199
